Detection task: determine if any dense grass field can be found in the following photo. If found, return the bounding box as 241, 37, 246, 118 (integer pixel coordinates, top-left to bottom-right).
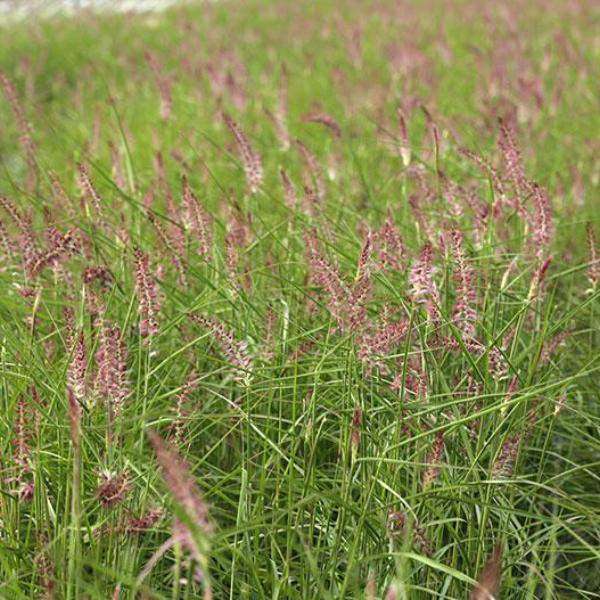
0, 0, 598, 598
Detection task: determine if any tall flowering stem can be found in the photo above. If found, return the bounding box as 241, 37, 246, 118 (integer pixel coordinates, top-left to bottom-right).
296, 139, 325, 202
498, 119, 528, 210
586, 223, 599, 290
190, 314, 253, 386
375, 211, 404, 271
95, 324, 129, 420
147, 431, 213, 595
68, 330, 88, 405
530, 183, 553, 258
182, 176, 213, 259
133, 248, 160, 338
279, 168, 297, 210
450, 229, 477, 343
66, 386, 82, 598
77, 163, 103, 216
223, 112, 263, 194
0, 71, 37, 189
409, 243, 441, 324
470, 544, 503, 600
421, 430, 445, 489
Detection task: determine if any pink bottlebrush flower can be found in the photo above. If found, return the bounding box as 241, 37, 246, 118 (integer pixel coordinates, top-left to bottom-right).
492, 434, 520, 478
356, 230, 373, 276
29, 228, 78, 277
279, 168, 298, 210
145, 51, 173, 121
83, 266, 113, 288
304, 231, 351, 330
0, 218, 15, 261
530, 183, 553, 257
265, 104, 291, 152
498, 119, 529, 208
13, 396, 32, 471
0, 70, 37, 188
146, 210, 187, 286
68, 330, 88, 404
96, 469, 131, 509
459, 147, 506, 212
147, 430, 213, 562
225, 204, 251, 249
172, 371, 199, 444
7, 395, 35, 501
463, 186, 490, 247
34, 533, 55, 598
387, 511, 433, 557
375, 210, 404, 270
126, 507, 164, 534
391, 356, 428, 402
488, 346, 508, 380
63, 307, 76, 350
346, 232, 374, 332
190, 314, 253, 385
408, 193, 436, 243
350, 405, 362, 452
586, 223, 599, 290
0, 70, 33, 139
0, 195, 39, 276
422, 430, 445, 489
396, 107, 411, 167
48, 170, 76, 218
553, 392, 567, 417
133, 248, 160, 337
142, 186, 155, 210
224, 207, 252, 292
67, 386, 82, 450
296, 139, 325, 202
0, 194, 30, 232
358, 318, 409, 375
95, 324, 129, 416
501, 376, 519, 414
301, 185, 319, 217
409, 243, 441, 324
77, 163, 103, 215
365, 576, 376, 600
539, 331, 568, 365
223, 112, 263, 194
224, 235, 242, 293
305, 228, 374, 334
182, 176, 213, 259
450, 229, 478, 342
528, 255, 552, 300
470, 544, 503, 600
303, 111, 342, 139
421, 105, 441, 161
440, 174, 465, 218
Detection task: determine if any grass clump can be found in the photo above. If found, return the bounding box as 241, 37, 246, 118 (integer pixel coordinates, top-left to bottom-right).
0, 1, 598, 598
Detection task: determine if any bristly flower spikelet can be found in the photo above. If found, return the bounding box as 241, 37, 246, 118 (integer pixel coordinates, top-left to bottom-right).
450, 229, 477, 343
95, 323, 130, 418
133, 248, 160, 338
77, 163, 103, 216
586, 223, 599, 291
182, 176, 213, 260
223, 112, 263, 194
409, 243, 441, 324
190, 314, 253, 386
147, 431, 213, 594
470, 544, 503, 600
